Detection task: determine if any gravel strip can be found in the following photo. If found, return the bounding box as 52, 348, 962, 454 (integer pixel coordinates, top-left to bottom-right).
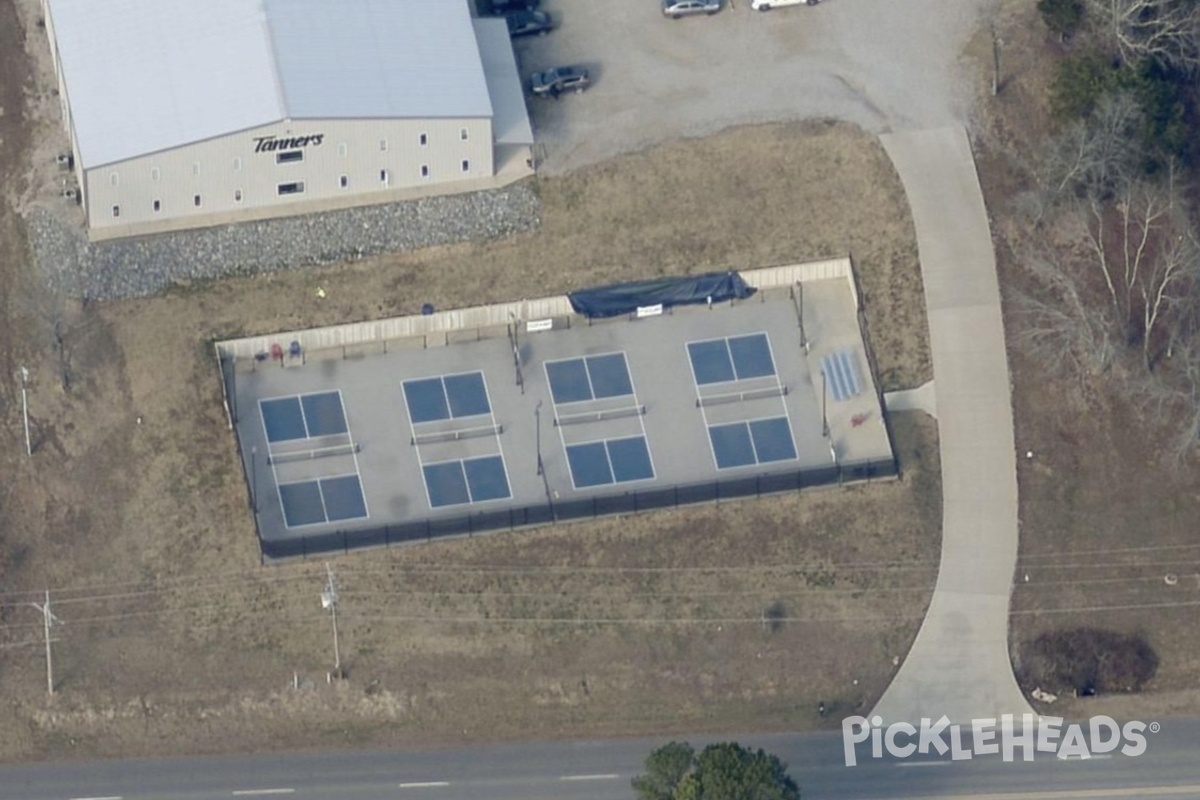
27, 184, 541, 300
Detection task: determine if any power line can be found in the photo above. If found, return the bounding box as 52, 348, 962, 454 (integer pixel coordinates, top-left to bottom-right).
0, 566, 322, 603
0, 546, 1195, 632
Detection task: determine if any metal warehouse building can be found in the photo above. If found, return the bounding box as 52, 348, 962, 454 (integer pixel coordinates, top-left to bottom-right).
42, 0, 535, 240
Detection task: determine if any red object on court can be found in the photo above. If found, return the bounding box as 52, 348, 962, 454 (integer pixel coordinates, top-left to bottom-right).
270, 343, 284, 362
851, 412, 869, 427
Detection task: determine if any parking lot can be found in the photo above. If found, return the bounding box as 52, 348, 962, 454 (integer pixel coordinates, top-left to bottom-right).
507, 0, 992, 173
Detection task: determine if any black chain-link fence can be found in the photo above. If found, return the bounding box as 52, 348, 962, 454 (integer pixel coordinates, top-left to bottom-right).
257, 457, 897, 561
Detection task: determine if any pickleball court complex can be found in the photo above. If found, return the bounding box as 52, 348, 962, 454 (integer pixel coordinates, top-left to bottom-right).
217, 260, 897, 561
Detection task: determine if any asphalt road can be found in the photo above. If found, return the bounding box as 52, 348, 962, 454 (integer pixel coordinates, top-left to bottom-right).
2, 718, 1200, 800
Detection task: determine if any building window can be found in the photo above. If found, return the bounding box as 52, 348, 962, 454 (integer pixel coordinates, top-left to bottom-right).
419, 132, 428, 146
151, 167, 161, 181
339, 175, 348, 188
234, 189, 243, 203
233, 157, 243, 171
193, 194, 201, 207
112, 204, 120, 217
380, 169, 390, 186
276, 150, 303, 164
277, 181, 305, 195
380, 138, 388, 152
193, 163, 201, 177
420, 164, 429, 178
460, 128, 468, 141
461, 159, 469, 173
338, 142, 348, 157
109, 172, 119, 187
153, 199, 161, 213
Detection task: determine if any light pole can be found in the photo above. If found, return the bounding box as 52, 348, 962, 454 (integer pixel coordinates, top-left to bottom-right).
820, 369, 829, 438
250, 446, 259, 513
535, 400, 543, 476
18, 366, 31, 457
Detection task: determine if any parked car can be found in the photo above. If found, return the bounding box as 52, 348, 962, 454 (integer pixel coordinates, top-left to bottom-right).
661, 0, 721, 18
750, 0, 818, 9
531, 66, 591, 97
506, 9, 553, 36
489, 0, 539, 12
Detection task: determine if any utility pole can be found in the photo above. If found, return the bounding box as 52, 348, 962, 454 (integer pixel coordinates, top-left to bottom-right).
991, 22, 1003, 96
18, 366, 31, 457
32, 591, 60, 695
321, 563, 341, 677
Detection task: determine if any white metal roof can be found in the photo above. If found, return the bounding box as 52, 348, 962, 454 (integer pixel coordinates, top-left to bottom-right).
47, 0, 494, 169
473, 19, 534, 147
265, 0, 492, 122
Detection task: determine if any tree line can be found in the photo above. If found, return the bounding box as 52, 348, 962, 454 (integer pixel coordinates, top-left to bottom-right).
1022, 0, 1200, 458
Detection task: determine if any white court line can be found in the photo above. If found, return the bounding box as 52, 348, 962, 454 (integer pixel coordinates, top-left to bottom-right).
403, 379, 436, 510
684, 339, 721, 470
399, 781, 451, 788
337, 388, 370, 521
71, 795, 123, 800
296, 393, 312, 439
231, 790, 295, 796
315, 472, 330, 521
582, 356, 598, 400
760, 332, 799, 462
560, 773, 621, 781
624, 351, 658, 481
258, 399, 290, 528
479, 372, 514, 503
895, 760, 953, 768
548, 362, 575, 489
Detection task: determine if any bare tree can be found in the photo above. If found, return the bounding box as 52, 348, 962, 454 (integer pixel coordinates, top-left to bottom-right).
1140, 223, 1200, 369
1043, 92, 1145, 200
1066, 168, 1198, 368
1014, 251, 1117, 376
1085, 0, 1200, 70
1132, 333, 1200, 463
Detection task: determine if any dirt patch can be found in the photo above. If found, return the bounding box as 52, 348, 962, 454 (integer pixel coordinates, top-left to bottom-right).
0, 0, 935, 763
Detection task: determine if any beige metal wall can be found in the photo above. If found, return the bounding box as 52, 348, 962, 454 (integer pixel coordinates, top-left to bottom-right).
41, 0, 85, 197
84, 116, 495, 232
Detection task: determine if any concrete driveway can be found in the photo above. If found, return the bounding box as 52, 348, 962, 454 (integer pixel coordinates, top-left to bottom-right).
511, 0, 994, 173
873, 127, 1032, 724
511, 0, 1033, 726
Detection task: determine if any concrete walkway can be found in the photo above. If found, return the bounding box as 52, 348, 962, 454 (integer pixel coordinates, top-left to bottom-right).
872, 127, 1033, 725
884, 381, 938, 418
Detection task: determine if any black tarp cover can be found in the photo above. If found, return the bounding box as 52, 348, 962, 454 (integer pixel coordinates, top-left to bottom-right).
567, 271, 755, 318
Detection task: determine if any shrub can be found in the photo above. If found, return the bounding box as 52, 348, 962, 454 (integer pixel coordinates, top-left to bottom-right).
1019, 628, 1158, 696
1038, 0, 1085, 40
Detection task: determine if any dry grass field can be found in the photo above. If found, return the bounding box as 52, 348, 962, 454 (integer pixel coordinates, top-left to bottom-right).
0, 0, 940, 763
